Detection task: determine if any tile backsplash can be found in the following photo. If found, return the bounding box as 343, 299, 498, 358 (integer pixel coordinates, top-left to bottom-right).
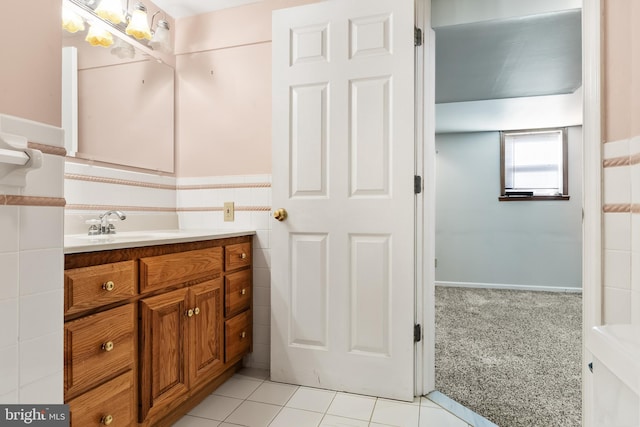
602, 135, 640, 325
177, 174, 272, 370
0, 115, 65, 404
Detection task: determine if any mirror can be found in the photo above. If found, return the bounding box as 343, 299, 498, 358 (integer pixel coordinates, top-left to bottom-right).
62, 26, 175, 173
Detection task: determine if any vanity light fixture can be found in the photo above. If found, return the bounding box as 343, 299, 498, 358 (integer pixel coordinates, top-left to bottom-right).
148, 19, 170, 53
85, 23, 114, 47
62, 0, 172, 57
94, 0, 125, 24
125, 2, 152, 40
62, 4, 85, 33
111, 37, 135, 58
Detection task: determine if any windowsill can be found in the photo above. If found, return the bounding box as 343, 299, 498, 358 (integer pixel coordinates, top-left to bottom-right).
498, 195, 570, 201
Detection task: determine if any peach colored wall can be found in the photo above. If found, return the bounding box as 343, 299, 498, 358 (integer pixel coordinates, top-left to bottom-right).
0, 0, 61, 126
175, 0, 323, 177
603, 0, 640, 142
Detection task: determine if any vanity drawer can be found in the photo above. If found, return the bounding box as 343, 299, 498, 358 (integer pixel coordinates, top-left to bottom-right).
225, 310, 252, 362
65, 261, 136, 316
224, 270, 251, 317
67, 371, 134, 427
65, 304, 135, 397
140, 247, 223, 293
224, 243, 251, 271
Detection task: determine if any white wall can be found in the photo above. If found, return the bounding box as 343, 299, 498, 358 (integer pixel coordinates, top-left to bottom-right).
435, 126, 583, 290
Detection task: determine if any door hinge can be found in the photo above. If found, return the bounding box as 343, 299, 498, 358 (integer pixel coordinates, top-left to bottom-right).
414, 27, 423, 46
414, 324, 422, 342
414, 175, 422, 194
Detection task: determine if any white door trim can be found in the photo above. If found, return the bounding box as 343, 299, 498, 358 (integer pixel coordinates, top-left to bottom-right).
581, 0, 603, 426
418, 1, 602, 414
416, 0, 436, 395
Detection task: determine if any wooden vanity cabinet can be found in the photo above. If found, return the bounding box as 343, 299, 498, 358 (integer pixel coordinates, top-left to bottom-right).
64, 235, 253, 427
139, 278, 224, 421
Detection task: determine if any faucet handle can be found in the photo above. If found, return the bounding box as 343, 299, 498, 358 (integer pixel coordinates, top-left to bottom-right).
85, 219, 101, 236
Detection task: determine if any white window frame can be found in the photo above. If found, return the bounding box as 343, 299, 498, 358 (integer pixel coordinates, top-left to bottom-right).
499, 127, 569, 201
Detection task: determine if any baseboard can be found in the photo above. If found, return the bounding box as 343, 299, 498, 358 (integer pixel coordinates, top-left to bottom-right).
436, 281, 582, 293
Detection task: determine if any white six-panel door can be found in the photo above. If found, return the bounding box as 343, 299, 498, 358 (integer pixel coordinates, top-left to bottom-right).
271, 0, 416, 401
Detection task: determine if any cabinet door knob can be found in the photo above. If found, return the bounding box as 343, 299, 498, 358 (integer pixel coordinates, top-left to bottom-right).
102, 341, 114, 352
102, 281, 115, 292
241, 288, 246, 295
186, 309, 194, 318
101, 414, 113, 425
241, 252, 247, 259
194, 307, 200, 315
240, 331, 246, 339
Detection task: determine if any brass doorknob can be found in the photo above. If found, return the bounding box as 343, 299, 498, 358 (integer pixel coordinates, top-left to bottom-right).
273, 208, 287, 221
194, 307, 200, 315
186, 309, 194, 318
102, 281, 115, 292
101, 414, 113, 425
102, 341, 114, 352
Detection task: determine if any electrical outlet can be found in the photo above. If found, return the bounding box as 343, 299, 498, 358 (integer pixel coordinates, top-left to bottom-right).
224, 202, 234, 222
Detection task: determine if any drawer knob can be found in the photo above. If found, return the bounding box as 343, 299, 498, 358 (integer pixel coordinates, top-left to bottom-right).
241, 288, 246, 295
186, 309, 194, 318
102, 281, 115, 292
194, 307, 200, 315
241, 331, 246, 339
101, 414, 113, 425
241, 252, 247, 259
102, 341, 114, 352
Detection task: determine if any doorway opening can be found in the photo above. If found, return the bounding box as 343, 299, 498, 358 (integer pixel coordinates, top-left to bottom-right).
427, 1, 584, 425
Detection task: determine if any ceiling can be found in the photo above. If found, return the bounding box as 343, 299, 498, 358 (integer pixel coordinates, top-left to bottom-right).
150, 0, 263, 18
435, 9, 582, 104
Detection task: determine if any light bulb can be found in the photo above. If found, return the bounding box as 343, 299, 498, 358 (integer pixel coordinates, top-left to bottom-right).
85, 24, 114, 47
125, 3, 152, 40
95, 0, 125, 25
149, 20, 171, 53
62, 6, 85, 33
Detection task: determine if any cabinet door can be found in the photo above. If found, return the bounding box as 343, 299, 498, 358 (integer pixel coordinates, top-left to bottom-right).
189, 279, 224, 385
139, 288, 189, 421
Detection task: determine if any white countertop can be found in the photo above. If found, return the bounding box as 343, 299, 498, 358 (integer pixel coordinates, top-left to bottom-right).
64, 229, 256, 254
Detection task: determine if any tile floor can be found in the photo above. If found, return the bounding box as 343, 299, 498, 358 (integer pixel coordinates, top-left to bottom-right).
172, 369, 472, 427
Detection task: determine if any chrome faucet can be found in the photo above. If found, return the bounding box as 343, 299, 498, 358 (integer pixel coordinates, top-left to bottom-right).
98, 210, 127, 235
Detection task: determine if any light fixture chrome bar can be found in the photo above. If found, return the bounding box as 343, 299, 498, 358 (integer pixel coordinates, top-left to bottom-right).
64, 0, 162, 61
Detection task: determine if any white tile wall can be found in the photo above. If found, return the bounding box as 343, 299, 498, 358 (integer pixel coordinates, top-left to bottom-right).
633, 138, 640, 326
177, 174, 273, 370
603, 137, 640, 325
64, 162, 176, 211
0, 115, 65, 404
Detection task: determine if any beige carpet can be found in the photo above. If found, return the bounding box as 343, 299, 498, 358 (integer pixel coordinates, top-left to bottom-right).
435, 286, 582, 427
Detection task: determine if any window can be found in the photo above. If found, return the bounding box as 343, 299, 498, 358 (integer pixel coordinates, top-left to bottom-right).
499, 128, 569, 201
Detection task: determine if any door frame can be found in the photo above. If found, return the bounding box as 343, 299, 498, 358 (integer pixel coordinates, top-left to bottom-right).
416, 2, 603, 421
581, 1, 603, 426
414, 0, 435, 396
